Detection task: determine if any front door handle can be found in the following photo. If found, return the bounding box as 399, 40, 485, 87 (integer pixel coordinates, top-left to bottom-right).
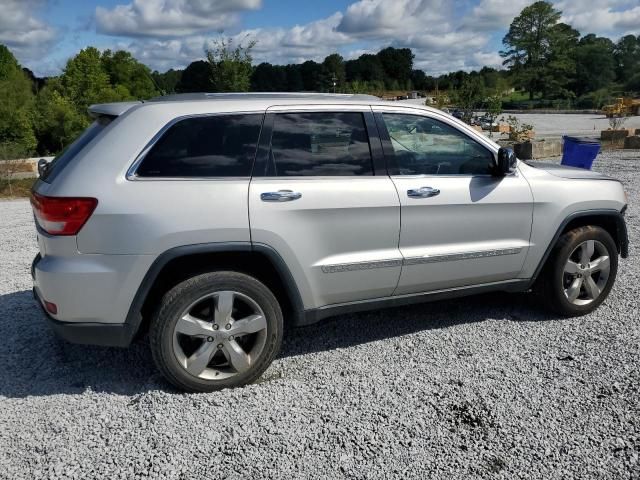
407, 186, 440, 198
260, 190, 302, 202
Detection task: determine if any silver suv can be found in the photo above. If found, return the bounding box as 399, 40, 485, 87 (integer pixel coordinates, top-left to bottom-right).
31, 93, 629, 392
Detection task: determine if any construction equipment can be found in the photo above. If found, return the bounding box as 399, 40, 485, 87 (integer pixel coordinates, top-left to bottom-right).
602, 97, 640, 117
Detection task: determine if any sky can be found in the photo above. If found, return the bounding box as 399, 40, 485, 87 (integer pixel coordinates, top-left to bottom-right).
2, 0, 640, 78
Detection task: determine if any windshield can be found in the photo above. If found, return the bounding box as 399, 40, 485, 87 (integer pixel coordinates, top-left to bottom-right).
40, 116, 112, 183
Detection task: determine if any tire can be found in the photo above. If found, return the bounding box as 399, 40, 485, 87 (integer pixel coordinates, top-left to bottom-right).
536, 226, 618, 317
150, 271, 283, 392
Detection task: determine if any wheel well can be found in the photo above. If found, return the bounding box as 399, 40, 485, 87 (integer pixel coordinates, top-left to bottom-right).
561, 214, 622, 254
137, 251, 296, 337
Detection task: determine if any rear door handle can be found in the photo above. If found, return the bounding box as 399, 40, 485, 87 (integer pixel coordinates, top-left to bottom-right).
260, 190, 302, 202
407, 186, 440, 198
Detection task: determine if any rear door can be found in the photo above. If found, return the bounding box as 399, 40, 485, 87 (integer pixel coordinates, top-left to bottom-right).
373, 107, 534, 295
249, 105, 402, 309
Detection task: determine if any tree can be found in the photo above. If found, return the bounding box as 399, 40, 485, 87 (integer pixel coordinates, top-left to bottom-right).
540, 22, 579, 99
299, 60, 324, 91
60, 47, 126, 112
451, 76, 484, 123
486, 94, 502, 137
101, 50, 158, 99
501, 1, 562, 99
0, 45, 36, 154
322, 53, 346, 91
376, 47, 413, 89
574, 35, 616, 96
34, 81, 88, 154
345, 54, 384, 84
176, 60, 215, 93
614, 35, 640, 84
151, 69, 182, 94
206, 38, 256, 92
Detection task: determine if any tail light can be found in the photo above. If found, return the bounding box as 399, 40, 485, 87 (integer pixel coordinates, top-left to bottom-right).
30, 193, 98, 236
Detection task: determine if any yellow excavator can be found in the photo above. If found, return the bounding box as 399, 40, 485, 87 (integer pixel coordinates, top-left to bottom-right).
602, 97, 640, 117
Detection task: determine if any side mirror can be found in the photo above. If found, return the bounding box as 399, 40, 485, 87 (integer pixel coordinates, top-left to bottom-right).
493, 147, 517, 176
37, 158, 50, 177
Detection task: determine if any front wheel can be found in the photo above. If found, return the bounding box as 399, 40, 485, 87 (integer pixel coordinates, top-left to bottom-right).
150, 271, 283, 392
536, 226, 618, 316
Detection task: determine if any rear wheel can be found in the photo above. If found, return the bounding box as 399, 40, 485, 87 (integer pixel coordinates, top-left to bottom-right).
150, 271, 283, 392
536, 226, 618, 316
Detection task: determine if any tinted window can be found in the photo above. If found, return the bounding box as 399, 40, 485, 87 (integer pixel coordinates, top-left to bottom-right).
268, 112, 373, 176
41, 117, 112, 183
382, 113, 493, 175
136, 114, 263, 177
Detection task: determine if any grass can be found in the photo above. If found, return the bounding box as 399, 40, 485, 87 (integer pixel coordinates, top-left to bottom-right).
0, 178, 35, 199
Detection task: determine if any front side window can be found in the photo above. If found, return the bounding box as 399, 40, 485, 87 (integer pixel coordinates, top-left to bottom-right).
136, 114, 263, 177
267, 112, 373, 176
381, 113, 493, 175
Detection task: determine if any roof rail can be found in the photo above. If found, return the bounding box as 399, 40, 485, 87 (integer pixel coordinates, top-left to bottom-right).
147, 92, 380, 102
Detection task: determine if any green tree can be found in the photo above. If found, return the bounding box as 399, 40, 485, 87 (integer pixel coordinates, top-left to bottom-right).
574, 34, 615, 96
376, 47, 414, 89
34, 81, 88, 154
541, 22, 579, 99
176, 60, 215, 93
501, 1, 562, 99
101, 49, 158, 99
152, 69, 182, 94
206, 38, 256, 92
299, 60, 324, 91
322, 53, 346, 91
452, 76, 484, 123
614, 35, 640, 83
0, 45, 36, 154
486, 94, 503, 137
60, 47, 127, 112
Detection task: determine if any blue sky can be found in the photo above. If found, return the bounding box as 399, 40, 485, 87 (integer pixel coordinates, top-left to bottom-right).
2, 0, 640, 77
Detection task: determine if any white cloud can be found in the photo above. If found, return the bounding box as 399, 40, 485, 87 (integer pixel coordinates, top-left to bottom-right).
557, 0, 640, 36
463, 0, 531, 30
0, 0, 58, 66
92, 0, 640, 77
95, 0, 262, 37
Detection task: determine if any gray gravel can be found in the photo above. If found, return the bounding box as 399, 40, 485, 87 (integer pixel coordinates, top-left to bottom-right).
1, 150, 639, 479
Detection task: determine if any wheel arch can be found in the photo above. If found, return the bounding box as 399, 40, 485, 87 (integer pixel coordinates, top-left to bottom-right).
124, 242, 305, 343
530, 208, 628, 286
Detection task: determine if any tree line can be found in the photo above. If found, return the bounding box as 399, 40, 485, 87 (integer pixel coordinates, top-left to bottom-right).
0, 0, 639, 159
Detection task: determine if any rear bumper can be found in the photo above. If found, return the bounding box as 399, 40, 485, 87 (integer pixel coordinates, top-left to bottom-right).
33, 286, 136, 347
32, 253, 141, 347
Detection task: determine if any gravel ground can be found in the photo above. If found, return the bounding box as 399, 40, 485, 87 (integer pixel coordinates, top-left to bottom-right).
1, 150, 639, 479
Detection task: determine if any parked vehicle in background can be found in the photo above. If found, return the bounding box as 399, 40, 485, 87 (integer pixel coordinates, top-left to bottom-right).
30, 93, 629, 392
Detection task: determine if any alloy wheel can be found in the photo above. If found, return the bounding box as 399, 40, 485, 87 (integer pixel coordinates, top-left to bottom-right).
562, 240, 611, 306
172, 291, 268, 380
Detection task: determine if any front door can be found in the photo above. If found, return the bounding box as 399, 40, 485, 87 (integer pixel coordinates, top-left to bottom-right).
374, 108, 534, 295
249, 106, 402, 309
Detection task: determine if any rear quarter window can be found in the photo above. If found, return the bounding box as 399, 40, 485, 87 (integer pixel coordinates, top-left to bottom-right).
135, 114, 263, 178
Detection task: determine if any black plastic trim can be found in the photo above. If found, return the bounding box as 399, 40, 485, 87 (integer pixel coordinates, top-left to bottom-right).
363, 110, 386, 175
527, 208, 629, 287
301, 279, 530, 326
122, 241, 306, 345
34, 287, 133, 347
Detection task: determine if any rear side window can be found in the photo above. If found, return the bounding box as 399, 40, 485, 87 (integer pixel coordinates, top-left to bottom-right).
41, 117, 112, 183
267, 112, 373, 176
136, 114, 263, 178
